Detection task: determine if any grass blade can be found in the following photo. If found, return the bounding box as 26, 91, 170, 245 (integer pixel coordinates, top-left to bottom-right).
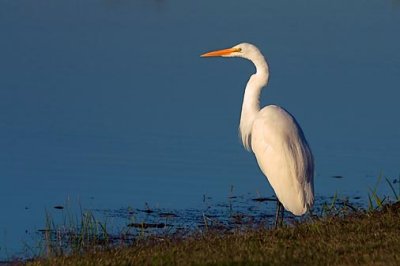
385, 177, 399, 201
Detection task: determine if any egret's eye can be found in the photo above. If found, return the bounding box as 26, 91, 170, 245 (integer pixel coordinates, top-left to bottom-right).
235, 48, 242, 53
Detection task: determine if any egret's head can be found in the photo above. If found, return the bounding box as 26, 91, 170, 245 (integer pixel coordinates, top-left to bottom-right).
201, 43, 262, 61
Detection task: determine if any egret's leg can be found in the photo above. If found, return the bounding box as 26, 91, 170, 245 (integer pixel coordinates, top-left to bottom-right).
279, 202, 284, 226
274, 200, 283, 229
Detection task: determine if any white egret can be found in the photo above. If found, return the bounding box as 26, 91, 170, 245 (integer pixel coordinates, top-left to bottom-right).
201, 43, 314, 226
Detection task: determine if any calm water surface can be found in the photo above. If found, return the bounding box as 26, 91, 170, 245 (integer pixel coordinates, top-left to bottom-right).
0, 0, 399, 258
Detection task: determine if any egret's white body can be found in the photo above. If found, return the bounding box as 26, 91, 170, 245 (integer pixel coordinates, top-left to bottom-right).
202, 43, 314, 216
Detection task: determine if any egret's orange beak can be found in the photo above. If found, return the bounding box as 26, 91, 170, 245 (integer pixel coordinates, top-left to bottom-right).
201, 47, 241, 57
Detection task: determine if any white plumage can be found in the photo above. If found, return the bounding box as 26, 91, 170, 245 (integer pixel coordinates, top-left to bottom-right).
251, 105, 314, 215
202, 43, 314, 216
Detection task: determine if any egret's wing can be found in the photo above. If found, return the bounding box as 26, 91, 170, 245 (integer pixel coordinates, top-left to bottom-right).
251, 105, 314, 215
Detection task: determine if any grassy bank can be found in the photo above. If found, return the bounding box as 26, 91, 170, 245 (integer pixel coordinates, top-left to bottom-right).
27, 202, 400, 265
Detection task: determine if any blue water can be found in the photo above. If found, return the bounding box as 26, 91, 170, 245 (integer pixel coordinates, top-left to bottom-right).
0, 0, 399, 259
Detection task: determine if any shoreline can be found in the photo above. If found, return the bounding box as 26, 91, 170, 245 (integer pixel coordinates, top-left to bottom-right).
24, 201, 400, 265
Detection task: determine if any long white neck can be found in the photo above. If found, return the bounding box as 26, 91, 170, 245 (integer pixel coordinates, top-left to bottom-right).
239, 55, 269, 151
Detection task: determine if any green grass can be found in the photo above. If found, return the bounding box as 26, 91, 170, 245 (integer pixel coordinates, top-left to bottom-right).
26, 202, 400, 265
34, 206, 114, 258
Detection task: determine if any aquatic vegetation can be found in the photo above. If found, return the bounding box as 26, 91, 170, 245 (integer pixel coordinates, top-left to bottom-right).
13, 174, 400, 265
367, 174, 400, 211
37, 206, 114, 257
27, 202, 400, 265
